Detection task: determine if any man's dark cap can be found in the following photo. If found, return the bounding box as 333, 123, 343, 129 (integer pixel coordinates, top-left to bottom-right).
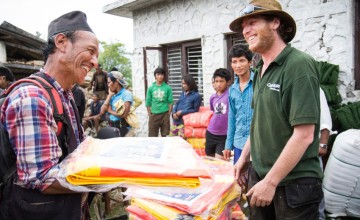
48, 11, 94, 37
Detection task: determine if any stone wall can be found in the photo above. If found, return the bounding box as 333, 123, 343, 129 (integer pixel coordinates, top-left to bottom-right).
130, 0, 356, 136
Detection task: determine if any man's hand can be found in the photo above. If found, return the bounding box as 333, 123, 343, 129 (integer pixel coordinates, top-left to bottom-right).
246, 179, 276, 207
223, 149, 231, 161
234, 158, 250, 189
108, 88, 115, 96
318, 147, 327, 157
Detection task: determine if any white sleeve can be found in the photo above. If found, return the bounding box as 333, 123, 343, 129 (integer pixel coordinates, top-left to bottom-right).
320, 88, 332, 132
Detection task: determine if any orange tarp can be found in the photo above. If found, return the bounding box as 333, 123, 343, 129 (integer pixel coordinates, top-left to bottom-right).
183, 110, 213, 128
184, 126, 207, 138
58, 137, 212, 191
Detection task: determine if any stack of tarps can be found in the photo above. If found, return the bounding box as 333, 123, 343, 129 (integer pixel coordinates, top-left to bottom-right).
56, 137, 245, 219
57, 137, 213, 191
323, 129, 360, 218
125, 157, 245, 219
317, 61, 360, 133
187, 138, 207, 157
183, 107, 213, 156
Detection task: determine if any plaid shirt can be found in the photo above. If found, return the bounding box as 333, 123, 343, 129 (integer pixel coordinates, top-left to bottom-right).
0, 73, 84, 191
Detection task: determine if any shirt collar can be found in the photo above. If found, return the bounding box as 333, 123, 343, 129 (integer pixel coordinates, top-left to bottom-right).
257, 44, 292, 68
234, 71, 255, 85
115, 87, 125, 96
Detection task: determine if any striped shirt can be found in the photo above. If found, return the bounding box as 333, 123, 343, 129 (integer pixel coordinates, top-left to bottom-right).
0, 73, 84, 191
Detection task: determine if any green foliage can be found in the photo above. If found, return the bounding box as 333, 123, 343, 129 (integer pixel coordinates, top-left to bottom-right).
98, 41, 132, 87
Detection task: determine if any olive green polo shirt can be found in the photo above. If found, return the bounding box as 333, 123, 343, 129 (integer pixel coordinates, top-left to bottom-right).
251, 45, 323, 184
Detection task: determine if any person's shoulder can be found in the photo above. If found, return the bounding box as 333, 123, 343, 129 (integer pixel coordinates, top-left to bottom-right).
193, 91, 202, 99
210, 92, 217, 99
10, 83, 47, 96
286, 46, 316, 65
5, 84, 52, 107
163, 82, 171, 87
124, 89, 133, 98
148, 82, 157, 89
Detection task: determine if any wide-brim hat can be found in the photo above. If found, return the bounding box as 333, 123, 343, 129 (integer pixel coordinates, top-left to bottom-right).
229, 0, 296, 43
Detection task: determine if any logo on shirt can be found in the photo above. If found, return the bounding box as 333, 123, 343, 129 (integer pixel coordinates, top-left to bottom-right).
153, 88, 165, 101
267, 83, 280, 92
214, 102, 227, 115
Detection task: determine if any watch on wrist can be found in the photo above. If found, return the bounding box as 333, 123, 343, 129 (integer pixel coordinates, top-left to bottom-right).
320, 143, 328, 149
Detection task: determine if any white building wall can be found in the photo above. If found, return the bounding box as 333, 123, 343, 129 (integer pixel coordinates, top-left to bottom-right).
130, 0, 356, 136
0, 41, 6, 63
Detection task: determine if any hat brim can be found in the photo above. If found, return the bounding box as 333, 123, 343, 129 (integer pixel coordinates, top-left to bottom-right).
118, 79, 128, 88
229, 10, 296, 43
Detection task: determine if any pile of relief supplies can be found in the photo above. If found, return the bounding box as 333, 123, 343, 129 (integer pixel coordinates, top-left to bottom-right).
56, 136, 246, 219
318, 61, 360, 133
183, 107, 213, 157
318, 61, 360, 218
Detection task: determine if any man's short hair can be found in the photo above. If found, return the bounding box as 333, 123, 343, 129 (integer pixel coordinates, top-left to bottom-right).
154, 67, 166, 77
228, 44, 253, 62
0, 66, 15, 82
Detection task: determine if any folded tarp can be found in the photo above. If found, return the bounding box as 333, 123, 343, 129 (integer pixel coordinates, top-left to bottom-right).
57, 137, 212, 192
127, 205, 157, 220
183, 110, 213, 128
187, 138, 206, 149
128, 184, 240, 219
124, 157, 240, 216
184, 126, 206, 138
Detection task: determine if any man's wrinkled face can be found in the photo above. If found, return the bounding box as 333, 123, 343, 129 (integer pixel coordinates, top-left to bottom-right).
64, 31, 99, 85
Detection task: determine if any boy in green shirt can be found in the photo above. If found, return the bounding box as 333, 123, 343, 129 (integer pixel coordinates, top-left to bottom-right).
146, 67, 174, 137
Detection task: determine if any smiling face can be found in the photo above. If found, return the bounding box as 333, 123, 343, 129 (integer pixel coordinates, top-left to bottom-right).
241, 16, 277, 54
63, 31, 99, 85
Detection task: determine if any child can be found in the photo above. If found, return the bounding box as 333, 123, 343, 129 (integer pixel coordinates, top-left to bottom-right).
83, 92, 106, 134
171, 74, 202, 137
145, 67, 174, 137
206, 68, 231, 160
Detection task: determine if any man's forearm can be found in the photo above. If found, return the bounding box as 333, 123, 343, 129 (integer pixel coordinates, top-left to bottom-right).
42, 180, 76, 194
240, 138, 251, 162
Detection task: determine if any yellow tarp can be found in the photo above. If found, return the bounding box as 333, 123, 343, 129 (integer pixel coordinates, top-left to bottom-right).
58, 137, 212, 191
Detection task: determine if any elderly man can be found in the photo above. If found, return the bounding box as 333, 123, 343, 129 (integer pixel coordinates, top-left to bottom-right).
0, 11, 99, 219
232, 0, 323, 219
